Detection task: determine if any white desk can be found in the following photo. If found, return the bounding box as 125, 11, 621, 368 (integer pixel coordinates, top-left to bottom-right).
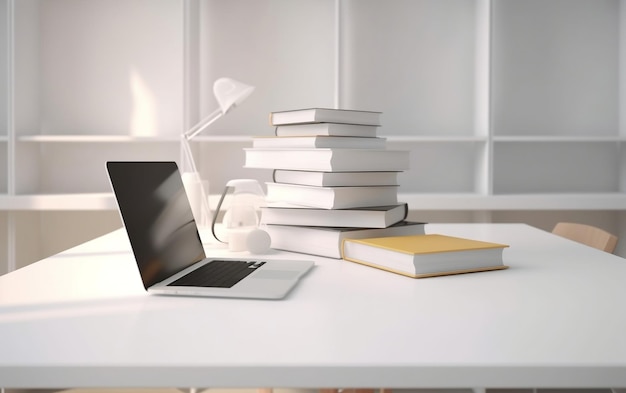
1, 223, 625, 389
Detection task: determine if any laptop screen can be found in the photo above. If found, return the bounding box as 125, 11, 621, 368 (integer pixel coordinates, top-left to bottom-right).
107, 161, 206, 289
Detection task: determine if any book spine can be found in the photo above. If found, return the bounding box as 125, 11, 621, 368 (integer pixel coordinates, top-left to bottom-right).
400, 203, 408, 221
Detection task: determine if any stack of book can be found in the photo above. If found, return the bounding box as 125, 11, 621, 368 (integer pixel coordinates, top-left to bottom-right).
244, 107, 426, 258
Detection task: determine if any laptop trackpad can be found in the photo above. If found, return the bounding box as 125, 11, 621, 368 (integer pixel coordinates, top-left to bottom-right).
254, 270, 301, 280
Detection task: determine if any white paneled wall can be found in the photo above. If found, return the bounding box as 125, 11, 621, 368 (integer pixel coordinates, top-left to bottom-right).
1, 0, 625, 272
339, 0, 479, 136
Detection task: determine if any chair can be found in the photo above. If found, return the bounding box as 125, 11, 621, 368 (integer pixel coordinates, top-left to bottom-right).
552, 222, 618, 254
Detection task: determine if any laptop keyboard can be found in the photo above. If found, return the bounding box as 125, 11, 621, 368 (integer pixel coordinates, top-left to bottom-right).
168, 260, 266, 288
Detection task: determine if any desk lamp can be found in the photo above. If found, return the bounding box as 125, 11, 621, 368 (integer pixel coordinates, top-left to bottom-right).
180, 77, 255, 228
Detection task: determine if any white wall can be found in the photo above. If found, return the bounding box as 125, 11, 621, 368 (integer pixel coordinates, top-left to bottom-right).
3, 0, 625, 267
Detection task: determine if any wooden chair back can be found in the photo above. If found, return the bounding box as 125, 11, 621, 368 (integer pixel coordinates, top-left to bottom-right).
552, 222, 618, 254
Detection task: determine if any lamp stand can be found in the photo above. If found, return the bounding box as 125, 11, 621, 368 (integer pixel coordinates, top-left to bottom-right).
180, 136, 212, 231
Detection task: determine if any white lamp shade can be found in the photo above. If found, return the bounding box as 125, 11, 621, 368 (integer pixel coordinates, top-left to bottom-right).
213, 77, 255, 114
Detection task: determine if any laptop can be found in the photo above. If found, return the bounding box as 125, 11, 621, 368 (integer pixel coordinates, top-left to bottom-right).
106, 161, 314, 300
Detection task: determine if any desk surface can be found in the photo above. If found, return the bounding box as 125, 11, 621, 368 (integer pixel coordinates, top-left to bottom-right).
1, 223, 625, 389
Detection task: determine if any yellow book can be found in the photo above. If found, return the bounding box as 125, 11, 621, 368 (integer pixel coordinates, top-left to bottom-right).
341, 234, 509, 278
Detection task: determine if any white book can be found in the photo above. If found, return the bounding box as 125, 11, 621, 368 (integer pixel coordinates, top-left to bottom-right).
261, 203, 408, 228
252, 136, 386, 149
265, 221, 426, 259
273, 170, 400, 187
244, 148, 410, 172
342, 234, 509, 278
270, 108, 381, 126
274, 123, 378, 137
265, 182, 398, 209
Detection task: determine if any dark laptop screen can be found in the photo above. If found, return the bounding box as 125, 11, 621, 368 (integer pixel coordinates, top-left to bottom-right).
107, 161, 206, 289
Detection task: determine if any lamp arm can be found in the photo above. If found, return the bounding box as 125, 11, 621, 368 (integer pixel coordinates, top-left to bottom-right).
180, 136, 199, 174
180, 135, 212, 227
180, 106, 223, 225
183, 107, 223, 141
